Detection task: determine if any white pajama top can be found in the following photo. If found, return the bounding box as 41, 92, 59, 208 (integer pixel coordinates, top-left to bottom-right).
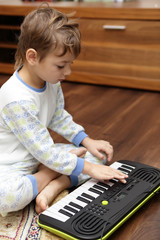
0, 70, 87, 182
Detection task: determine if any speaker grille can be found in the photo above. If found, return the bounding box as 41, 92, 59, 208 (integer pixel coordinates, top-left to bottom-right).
72, 211, 107, 237
131, 168, 160, 184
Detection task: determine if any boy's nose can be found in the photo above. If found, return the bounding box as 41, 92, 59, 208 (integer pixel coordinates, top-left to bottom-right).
64, 65, 71, 76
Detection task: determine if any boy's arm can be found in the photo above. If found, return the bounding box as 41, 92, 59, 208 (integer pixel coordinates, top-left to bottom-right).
48, 83, 87, 143
1, 100, 83, 177
49, 84, 113, 162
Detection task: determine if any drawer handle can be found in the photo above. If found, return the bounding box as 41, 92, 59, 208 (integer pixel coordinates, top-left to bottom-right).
103, 25, 126, 30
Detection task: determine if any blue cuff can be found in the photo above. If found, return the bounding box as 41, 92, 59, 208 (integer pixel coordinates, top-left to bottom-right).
69, 175, 78, 188
72, 131, 88, 147
26, 175, 38, 199
71, 157, 84, 176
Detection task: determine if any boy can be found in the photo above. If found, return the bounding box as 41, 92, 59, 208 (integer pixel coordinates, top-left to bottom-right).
0, 5, 127, 216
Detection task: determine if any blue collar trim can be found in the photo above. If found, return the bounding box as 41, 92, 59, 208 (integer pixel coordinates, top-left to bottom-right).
15, 70, 47, 93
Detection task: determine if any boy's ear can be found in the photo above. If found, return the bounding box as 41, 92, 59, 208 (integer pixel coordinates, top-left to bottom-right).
26, 48, 39, 65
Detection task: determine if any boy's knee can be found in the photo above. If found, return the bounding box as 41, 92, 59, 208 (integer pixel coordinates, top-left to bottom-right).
0, 175, 34, 214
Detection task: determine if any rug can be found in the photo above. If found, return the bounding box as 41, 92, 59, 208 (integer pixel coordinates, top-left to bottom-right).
0, 190, 68, 240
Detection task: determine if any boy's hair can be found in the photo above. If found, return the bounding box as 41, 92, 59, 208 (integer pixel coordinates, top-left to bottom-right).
14, 5, 81, 70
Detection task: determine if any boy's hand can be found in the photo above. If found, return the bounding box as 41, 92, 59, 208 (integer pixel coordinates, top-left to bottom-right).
69, 147, 87, 158
82, 161, 128, 184
81, 137, 113, 162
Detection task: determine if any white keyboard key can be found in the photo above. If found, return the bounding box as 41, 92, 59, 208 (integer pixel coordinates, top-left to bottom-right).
43, 209, 69, 222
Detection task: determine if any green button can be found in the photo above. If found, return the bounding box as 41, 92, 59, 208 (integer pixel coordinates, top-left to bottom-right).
102, 200, 108, 206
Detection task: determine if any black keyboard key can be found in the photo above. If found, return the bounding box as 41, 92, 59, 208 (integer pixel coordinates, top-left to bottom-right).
121, 164, 134, 171
110, 179, 118, 184
69, 201, 83, 210
77, 196, 90, 204
93, 184, 106, 192
89, 187, 102, 195
118, 167, 130, 174
97, 181, 109, 189
64, 205, 78, 214
82, 192, 95, 201
59, 209, 73, 217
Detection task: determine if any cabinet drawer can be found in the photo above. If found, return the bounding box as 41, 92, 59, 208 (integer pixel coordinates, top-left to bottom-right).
70, 18, 160, 89
78, 44, 160, 67
77, 19, 160, 68
79, 19, 160, 45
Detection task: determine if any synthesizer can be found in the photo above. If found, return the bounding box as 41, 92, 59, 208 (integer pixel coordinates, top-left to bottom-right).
38, 160, 160, 240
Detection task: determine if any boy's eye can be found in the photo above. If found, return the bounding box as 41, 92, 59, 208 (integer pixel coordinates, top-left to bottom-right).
57, 65, 65, 69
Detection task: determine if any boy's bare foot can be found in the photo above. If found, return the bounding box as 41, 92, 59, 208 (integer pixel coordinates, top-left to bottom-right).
33, 164, 60, 193
35, 175, 70, 214
35, 147, 86, 213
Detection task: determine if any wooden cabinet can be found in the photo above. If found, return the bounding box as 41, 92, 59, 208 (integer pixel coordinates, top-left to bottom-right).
0, 0, 160, 91
0, 14, 23, 74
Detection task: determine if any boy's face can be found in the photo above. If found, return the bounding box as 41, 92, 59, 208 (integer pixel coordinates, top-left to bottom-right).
34, 49, 75, 85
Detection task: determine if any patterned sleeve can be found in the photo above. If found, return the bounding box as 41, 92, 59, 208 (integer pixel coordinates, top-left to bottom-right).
1, 100, 80, 175
48, 83, 85, 143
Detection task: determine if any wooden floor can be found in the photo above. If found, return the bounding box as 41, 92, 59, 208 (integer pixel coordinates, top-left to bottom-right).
1, 75, 160, 240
